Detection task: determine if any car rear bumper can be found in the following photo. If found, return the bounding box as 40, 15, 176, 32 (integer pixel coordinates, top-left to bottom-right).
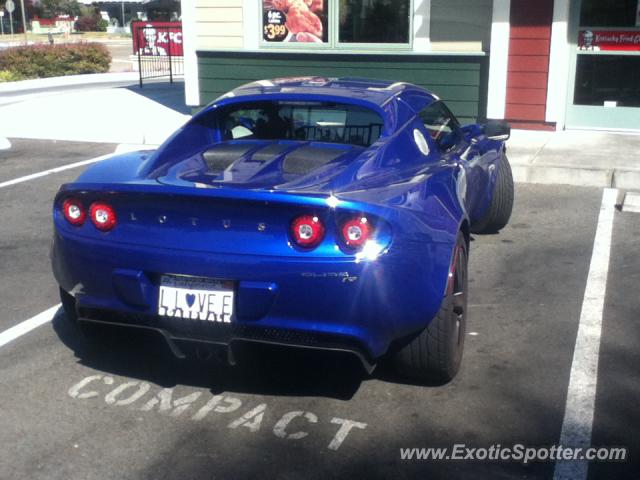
52, 230, 453, 361
76, 307, 379, 373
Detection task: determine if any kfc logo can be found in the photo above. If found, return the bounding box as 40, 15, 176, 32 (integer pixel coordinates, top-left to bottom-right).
132, 21, 183, 56
579, 29, 640, 52
581, 30, 595, 50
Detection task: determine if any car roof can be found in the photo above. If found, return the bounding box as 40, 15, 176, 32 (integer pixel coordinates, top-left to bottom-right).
221, 77, 437, 109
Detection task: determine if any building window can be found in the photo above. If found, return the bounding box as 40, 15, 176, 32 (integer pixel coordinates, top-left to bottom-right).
574, 0, 640, 108
262, 0, 329, 43
339, 0, 410, 44
261, 0, 411, 47
579, 0, 639, 27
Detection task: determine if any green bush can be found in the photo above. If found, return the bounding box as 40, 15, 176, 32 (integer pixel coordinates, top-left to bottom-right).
97, 19, 109, 32
0, 43, 111, 80
0, 70, 25, 82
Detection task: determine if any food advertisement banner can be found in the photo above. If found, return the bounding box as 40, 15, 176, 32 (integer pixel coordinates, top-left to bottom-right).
263, 0, 328, 43
579, 30, 640, 51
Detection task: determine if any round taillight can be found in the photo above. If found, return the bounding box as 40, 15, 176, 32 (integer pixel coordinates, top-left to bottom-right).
341, 216, 372, 248
291, 215, 325, 249
89, 202, 117, 231
62, 198, 86, 226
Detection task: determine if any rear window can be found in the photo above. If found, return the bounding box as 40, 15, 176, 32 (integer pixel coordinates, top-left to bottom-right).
218, 101, 384, 147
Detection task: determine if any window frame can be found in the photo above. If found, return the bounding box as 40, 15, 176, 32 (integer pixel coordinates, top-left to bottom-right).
259, 0, 414, 51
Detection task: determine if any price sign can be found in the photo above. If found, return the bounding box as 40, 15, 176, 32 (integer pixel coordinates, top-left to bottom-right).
5, 0, 15, 13
263, 9, 288, 42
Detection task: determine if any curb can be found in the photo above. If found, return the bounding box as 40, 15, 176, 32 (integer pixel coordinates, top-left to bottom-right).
0, 72, 140, 94
612, 169, 640, 190
512, 164, 613, 188
512, 164, 640, 190
622, 192, 640, 212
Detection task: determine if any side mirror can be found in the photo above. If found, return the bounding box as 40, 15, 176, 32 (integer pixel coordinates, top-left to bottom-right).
484, 120, 511, 141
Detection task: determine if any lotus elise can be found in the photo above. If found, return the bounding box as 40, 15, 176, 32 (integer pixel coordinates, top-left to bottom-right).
52, 77, 514, 382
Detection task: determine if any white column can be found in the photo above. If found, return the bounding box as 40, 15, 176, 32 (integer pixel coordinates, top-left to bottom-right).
181, 0, 199, 107
243, 0, 260, 50
546, 0, 571, 129
413, 0, 431, 52
486, 0, 511, 120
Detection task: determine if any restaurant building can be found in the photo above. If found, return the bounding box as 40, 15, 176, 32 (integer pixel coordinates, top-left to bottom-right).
180, 0, 640, 131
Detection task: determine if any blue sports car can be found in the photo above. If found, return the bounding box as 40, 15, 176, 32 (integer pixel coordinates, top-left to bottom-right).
52, 77, 513, 383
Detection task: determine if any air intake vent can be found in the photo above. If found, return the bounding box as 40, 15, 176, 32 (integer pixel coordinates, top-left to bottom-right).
202, 144, 258, 171
282, 146, 346, 175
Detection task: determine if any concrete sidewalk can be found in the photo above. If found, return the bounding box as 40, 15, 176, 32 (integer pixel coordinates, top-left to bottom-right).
0, 77, 189, 147
0, 74, 639, 189
509, 129, 640, 190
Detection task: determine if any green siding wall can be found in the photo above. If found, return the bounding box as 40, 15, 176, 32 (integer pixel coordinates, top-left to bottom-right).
197, 51, 489, 123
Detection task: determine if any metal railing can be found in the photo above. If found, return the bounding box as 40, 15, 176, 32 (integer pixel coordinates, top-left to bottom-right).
134, 24, 184, 87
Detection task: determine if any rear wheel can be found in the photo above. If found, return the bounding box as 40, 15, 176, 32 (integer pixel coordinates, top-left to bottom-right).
472, 153, 514, 234
393, 233, 468, 383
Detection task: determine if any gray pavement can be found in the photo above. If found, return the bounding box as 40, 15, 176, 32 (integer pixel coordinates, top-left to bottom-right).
589, 210, 640, 480
0, 138, 638, 479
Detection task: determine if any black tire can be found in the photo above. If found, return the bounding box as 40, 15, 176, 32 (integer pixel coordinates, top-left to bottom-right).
471, 154, 514, 234
393, 233, 468, 383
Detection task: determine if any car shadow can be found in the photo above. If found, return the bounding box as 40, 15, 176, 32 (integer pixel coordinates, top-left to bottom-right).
122, 80, 191, 115
52, 311, 366, 401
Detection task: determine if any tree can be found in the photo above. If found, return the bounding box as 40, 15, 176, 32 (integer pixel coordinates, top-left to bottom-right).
39, 0, 81, 18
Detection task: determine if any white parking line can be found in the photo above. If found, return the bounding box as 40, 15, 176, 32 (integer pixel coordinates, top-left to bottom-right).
0, 153, 114, 189
553, 188, 618, 480
0, 304, 61, 348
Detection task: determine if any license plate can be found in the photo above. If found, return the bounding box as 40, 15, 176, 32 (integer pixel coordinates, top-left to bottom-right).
158, 275, 234, 323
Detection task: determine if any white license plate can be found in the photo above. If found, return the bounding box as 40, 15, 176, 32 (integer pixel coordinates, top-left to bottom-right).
158, 275, 234, 323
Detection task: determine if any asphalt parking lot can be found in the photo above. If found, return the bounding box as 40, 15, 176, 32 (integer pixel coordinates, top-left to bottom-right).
0, 138, 638, 480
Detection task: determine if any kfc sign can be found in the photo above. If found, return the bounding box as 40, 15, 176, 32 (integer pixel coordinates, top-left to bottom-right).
579, 30, 640, 51
132, 22, 183, 56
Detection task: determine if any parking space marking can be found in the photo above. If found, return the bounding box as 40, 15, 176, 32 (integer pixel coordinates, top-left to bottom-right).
0, 153, 113, 189
68, 375, 368, 451
553, 188, 618, 480
0, 304, 60, 348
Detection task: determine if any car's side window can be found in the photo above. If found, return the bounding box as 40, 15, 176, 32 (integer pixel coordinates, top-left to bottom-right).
418, 101, 462, 152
